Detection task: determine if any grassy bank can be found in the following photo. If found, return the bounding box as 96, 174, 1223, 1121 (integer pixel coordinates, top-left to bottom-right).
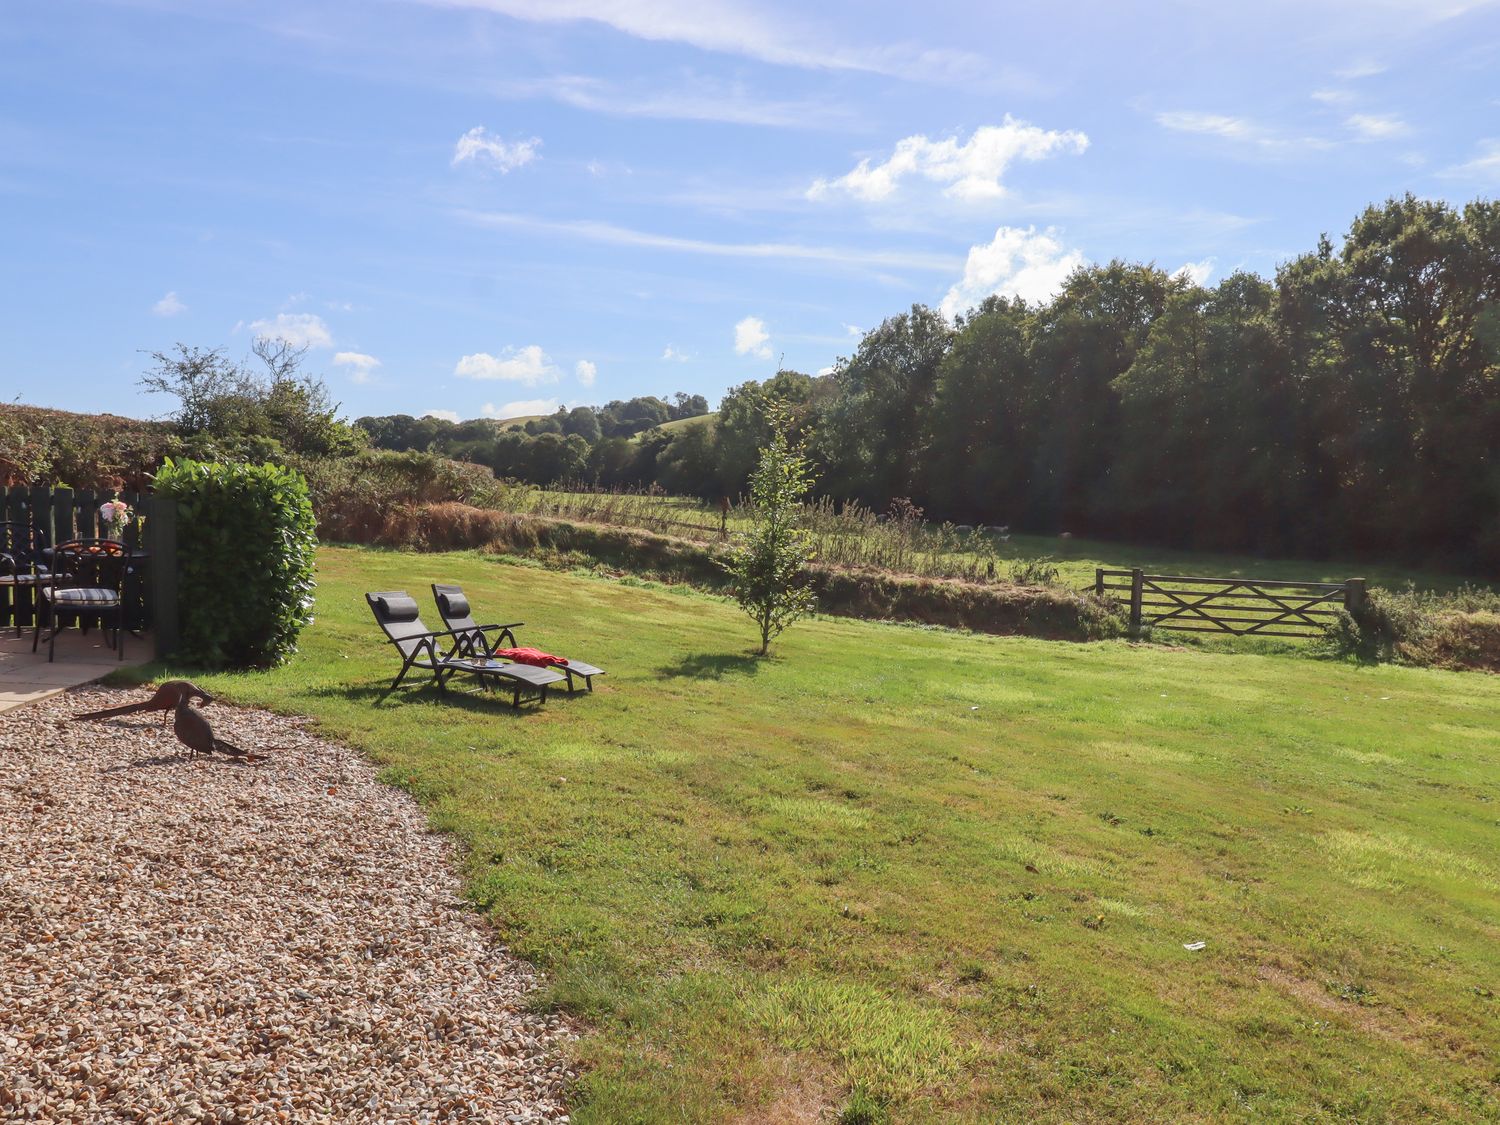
141, 547, 1500, 1122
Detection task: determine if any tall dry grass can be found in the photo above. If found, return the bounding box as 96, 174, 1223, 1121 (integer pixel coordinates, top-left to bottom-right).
502, 487, 1045, 586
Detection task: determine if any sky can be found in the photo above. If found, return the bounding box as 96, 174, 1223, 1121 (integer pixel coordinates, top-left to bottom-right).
3, 0, 1498, 424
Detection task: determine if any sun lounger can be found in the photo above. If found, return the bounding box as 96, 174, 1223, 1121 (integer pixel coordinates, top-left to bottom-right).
365, 590, 564, 708
431, 582, 606, 693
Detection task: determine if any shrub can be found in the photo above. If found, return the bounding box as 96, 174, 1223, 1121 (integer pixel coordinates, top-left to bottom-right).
153, 458, 317, 668
1320, 584, 1500, 669
1007, 556, 1061, 586
293, 449, 508, 541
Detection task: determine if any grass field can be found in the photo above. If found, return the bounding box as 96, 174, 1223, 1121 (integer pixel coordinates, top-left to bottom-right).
529, 490, 1488, 596
140, 547, 1500, 1122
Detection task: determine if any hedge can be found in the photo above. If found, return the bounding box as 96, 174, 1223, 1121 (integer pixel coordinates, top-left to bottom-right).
153, 458, 317, 668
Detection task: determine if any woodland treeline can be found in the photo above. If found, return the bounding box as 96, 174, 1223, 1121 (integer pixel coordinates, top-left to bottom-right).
364, 195, 1500, 567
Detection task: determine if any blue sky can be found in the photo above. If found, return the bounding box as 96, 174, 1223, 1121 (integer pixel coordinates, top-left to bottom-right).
3, 1, 1498, 422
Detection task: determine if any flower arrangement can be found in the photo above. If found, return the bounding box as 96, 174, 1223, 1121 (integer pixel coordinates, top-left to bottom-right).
99, 496, 134, 540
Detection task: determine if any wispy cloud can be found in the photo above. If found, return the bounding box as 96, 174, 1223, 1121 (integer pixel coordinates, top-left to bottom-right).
333, 351, 381, 383
496, 74, 854, 129
939, 226, 1084, 321
1346, 113, 1411, 140
734, 315, 771, 358
809, 117, 1088, 203
1440, 139, 1500, 180
419, 0, 1003, 86
456, 209, 964, 273
452, 126, 541, 172
1333, 59, 1387, 79
454, 344, 560, 384
151, 291, 186, 317
662, 345, 693, 362
575, 359, 597, 386
1154, 110, 1332, 154
247, 312, 333, 348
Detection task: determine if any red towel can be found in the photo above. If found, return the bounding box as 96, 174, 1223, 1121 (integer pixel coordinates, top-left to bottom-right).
493, 646, 569, 668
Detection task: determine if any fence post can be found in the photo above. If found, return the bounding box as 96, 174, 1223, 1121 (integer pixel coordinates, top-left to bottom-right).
1344, 577, 1367, 615
148, 499, 180, 660
1129, 568, 1144, 635
1094, 567, 1104, 598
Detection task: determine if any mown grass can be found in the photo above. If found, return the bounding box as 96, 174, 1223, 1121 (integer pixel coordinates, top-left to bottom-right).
139, 546, 1500, 1122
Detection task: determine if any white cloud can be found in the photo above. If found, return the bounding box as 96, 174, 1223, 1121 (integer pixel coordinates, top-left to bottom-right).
939, 226, 1085, 321
574, 359, 597, 386
1440, 139, 1500, 180
481, 399, 560, 419
333, 351, 381, 383
454, 344, 560, 384
417, 0, 999, 86
817, 365, 836, 376
452, 126, 541, 173
248, 312, 333, 348
152, 291, 186, 317
1154, 110, 1332, 154
808, 117, 1088, 203
734, 316, 771, 359
1173, 259, 1215, 287
1347, 113, 1411, 140
843, 323, 863, 338
458, 209, 963, 273
662, 345, 692, 362
424, 409, 461, 422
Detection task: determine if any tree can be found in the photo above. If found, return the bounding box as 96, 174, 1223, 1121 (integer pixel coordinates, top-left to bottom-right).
723, 404, 817, 656
814, 304, 952, 506
141, 339, 362, 460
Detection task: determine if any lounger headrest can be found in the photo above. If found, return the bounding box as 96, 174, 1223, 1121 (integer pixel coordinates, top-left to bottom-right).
437, 590, 471, 619
374, 593, 421, 622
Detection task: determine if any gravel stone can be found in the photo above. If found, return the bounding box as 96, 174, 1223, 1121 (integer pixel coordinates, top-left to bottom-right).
0, 687, 576, 1123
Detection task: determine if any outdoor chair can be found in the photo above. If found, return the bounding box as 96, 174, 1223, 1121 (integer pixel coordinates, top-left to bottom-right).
0, 521, 50, 636
431, 582, 606, 693
365, 590, 565, 708
33, 539, 127, 663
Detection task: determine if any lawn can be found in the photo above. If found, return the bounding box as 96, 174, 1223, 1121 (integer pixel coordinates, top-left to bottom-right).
141, 546, 1500, 1122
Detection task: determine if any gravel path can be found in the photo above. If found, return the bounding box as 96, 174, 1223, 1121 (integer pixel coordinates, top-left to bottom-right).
0, 686, 576, 1123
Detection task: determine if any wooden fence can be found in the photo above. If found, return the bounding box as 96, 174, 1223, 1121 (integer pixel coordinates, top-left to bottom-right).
1095, 568, 1366, 639
1, 485, 178, 657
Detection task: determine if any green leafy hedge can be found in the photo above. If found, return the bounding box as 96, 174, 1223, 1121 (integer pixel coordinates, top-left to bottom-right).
153, 458, 317, 668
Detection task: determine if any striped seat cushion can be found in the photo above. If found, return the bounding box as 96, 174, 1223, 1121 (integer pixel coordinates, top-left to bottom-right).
42, 587, 120, 607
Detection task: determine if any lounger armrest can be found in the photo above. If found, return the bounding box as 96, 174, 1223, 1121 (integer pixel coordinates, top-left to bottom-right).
384, 624, 465, 644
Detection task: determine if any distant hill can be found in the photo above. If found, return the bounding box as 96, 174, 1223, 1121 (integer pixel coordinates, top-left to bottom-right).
488, 414, 546, 431
648, 412, 717, 437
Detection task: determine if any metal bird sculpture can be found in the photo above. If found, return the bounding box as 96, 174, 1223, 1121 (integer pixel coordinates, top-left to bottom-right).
73, 680, 214, 727
172, 694, 259, 761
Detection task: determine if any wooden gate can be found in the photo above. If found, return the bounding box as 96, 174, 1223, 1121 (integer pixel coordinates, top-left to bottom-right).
0, 485, 178, 657
1095, 569, 1365, 638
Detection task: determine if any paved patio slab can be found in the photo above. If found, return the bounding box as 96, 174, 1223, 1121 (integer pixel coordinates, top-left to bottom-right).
0, 630, 152, 714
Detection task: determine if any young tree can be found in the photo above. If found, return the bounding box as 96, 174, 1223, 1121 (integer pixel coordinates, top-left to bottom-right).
723, 404, 816, 656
